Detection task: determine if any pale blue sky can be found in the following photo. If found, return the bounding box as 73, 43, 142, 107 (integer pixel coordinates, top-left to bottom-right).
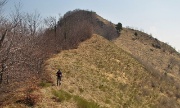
4, 0, 180, 51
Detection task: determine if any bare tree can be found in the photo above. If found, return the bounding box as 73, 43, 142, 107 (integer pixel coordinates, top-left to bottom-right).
0, 0, 8, 84
0, 0, 6, 6
0, 0, 7, 44
26, 11, 41, 36
44, 16, 56, 29
44, 16, 57, 36
0, 0, 6, 11
0, 2, 22, 85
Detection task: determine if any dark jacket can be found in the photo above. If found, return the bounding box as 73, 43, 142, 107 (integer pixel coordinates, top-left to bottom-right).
56, 70, 62, 78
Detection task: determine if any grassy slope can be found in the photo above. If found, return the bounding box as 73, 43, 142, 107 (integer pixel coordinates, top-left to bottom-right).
113, 28, 180, 79
37, 34, 179, 108
113, 28, 180, 105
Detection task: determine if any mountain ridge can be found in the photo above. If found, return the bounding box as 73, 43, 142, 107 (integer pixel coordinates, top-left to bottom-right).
40, 34, 180, 108
1, 9, 180, 108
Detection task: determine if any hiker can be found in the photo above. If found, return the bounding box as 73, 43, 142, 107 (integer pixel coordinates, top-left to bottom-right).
0, 64, 7, 84
56, 69, 62, 86
0, 71, 2, 84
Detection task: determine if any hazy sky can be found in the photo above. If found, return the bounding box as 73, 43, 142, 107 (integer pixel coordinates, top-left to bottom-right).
4, 0, 180, 51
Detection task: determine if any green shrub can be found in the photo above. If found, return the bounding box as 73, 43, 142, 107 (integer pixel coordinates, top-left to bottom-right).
52, 89, 100, 107
115, 22, 122, 32
39, 81, 52, 88
134, 32, 138, 36
73, 95, 100, 108
52, 89, 72, 102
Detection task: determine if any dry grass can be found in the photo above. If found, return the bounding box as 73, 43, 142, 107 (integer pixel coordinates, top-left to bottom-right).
40, 34, 178, 107
3, 33, 180, 107
114, 28, 180, 107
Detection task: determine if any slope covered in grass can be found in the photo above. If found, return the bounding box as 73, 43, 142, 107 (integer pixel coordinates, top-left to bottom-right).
42, 34, 180, 108
114, 28, 180, 106
113, 28, 180, 78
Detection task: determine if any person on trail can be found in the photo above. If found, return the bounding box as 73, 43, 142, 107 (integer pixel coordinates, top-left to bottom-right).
0, 71, 2, 84
0, 64, 7, 84
56, 69, 62, 86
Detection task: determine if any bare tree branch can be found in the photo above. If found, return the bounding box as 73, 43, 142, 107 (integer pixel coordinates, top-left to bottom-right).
0, 0, 7, 6
26, 11, 41, 36
0, 29, 7, 48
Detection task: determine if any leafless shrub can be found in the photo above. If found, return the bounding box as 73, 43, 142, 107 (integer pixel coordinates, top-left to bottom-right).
16, 82, 40, 107
26, 11, 41, 36
0, 3, 44, 104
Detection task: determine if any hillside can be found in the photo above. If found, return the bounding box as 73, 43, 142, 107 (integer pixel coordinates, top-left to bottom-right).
1, 9, 180, 108
0, 9, 118, 105
33, 35, 179, 108
114, 28, 180, 86
57, 9, 118, 40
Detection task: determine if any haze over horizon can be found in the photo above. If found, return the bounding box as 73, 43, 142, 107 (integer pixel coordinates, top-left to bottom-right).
4, 0, 180, 51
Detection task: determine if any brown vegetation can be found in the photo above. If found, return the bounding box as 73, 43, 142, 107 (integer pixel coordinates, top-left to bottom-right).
0, 6, 118, 106
1, 1, 180, 107
114, 27, 180, 107
43, 34, 180, 107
